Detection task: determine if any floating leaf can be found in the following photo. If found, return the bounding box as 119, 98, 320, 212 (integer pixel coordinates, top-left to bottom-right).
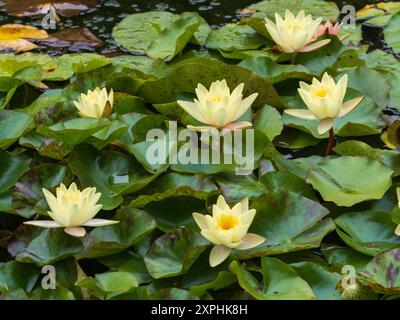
360, 248, 400, 293
144, 228, 209, 279
76, 271, 139, 300
77, 207, 156, 259
69, 144, 160, 210
113, 11, 201, 61
306, 156, 393, 207
230, 258, 315, 300
254, 105, 283, 140
205, 24, 268, 52
0, 261, 39, 292
291, 261, 342, 300
335, 210, 400, 256
385, 13, 400, 54
4, 0, 99, 17
16, 229, 83, 265
136, 57, 282, 107
0, 110, 33, 149
235, 191, 334, 259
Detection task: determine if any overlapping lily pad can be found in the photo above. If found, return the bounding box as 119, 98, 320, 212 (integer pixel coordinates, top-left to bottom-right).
235, 190, 334, 259
69, 144, 160, 210
230, 257, 315, 300
306, 156, 393, 207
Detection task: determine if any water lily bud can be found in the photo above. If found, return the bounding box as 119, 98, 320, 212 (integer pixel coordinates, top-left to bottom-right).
193, 195, 265, 267
284, 73, 364, 134
24, 183, 118, 237
177, 79, 258, 132
74, 87, 114, 119
264, 9, 331, 53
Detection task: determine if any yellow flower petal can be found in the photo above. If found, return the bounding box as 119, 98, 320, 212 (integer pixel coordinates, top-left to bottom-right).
82, 219, 119, 227
64, 227, 86, 237
284, 109, 318, 120
317, 118, 334, 135
209, 245, 231, 267
338, 96, 364, 118
24, 220, 62, 228
395, 224, 400, 236
193, 212, 209, 230
237, 233, 266, 250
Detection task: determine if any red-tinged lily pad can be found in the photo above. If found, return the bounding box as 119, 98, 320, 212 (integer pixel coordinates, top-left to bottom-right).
360, 248, 400, 293
40, 27, 102, 53
3, 0, 99, 17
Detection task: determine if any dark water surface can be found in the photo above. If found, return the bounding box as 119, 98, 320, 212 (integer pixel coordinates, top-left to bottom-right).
0, 0, 397, 55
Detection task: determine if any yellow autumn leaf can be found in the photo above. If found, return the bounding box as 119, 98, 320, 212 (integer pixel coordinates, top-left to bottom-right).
0, 24, 48, 52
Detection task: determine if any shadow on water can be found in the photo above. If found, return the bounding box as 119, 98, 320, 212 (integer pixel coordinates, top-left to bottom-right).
0, 0, 397, 55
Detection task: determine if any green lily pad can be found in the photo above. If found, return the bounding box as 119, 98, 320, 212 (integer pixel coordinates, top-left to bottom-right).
144, 228, 209, 279
98, 251, 151, 284
333, 141, 400, 176
69, 144, 160, 210
5, 164, 72, 218
216, 174, 267, 203
136, 57, 282, 107
385, 13, 400, 54
0, 261, 39, 292
254, 105, 283, 140
306, 156, 393, 207
290, 261, 342, 300
16, 229, 83, 266
0, 110, 34, 149
230, 257, 315, 300
36, 118, 111, 146
235, 190, 334, 259
259, 171, 317, 200
321, 244, 371, 272
129, 172, 218, 231
77, 207, 156, 259
0, 151, 31, 195
113, 11, 201, 61
76, 271, 139, 300
205, 24, 268, 52
334, 210, 400, 256
239, 57, 313, 84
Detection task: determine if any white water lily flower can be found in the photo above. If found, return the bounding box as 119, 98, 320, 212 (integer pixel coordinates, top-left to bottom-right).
264, 9, 331, 53
74, 87, 114, 119
177, 79, 258, 132
193, 195, 265, 267
284, 73, 364, 134
24, 183, 118, 237
395, 187, 400, 236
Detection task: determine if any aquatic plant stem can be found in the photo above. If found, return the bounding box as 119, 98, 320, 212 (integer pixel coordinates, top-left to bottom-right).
325, 128, 335, 156
290, 53, 297, 64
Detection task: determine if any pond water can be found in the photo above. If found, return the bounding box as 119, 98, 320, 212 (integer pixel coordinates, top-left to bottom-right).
0, 0, 397, 55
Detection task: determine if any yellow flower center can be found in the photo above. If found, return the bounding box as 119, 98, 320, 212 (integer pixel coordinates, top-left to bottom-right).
210, 95, 222, 103
65, 193, 81, 203
315, 88, 328, 97
218, 214, 238, 230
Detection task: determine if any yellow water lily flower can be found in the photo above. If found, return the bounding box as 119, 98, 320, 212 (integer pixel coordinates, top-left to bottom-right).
24, 183, 118, 237
193, 195, 265, 267
264, 9, 331, 53
395, 187, 400, 236
177, 79, 258, 132
284, 73, 364, 134
74, 87, 114, 119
